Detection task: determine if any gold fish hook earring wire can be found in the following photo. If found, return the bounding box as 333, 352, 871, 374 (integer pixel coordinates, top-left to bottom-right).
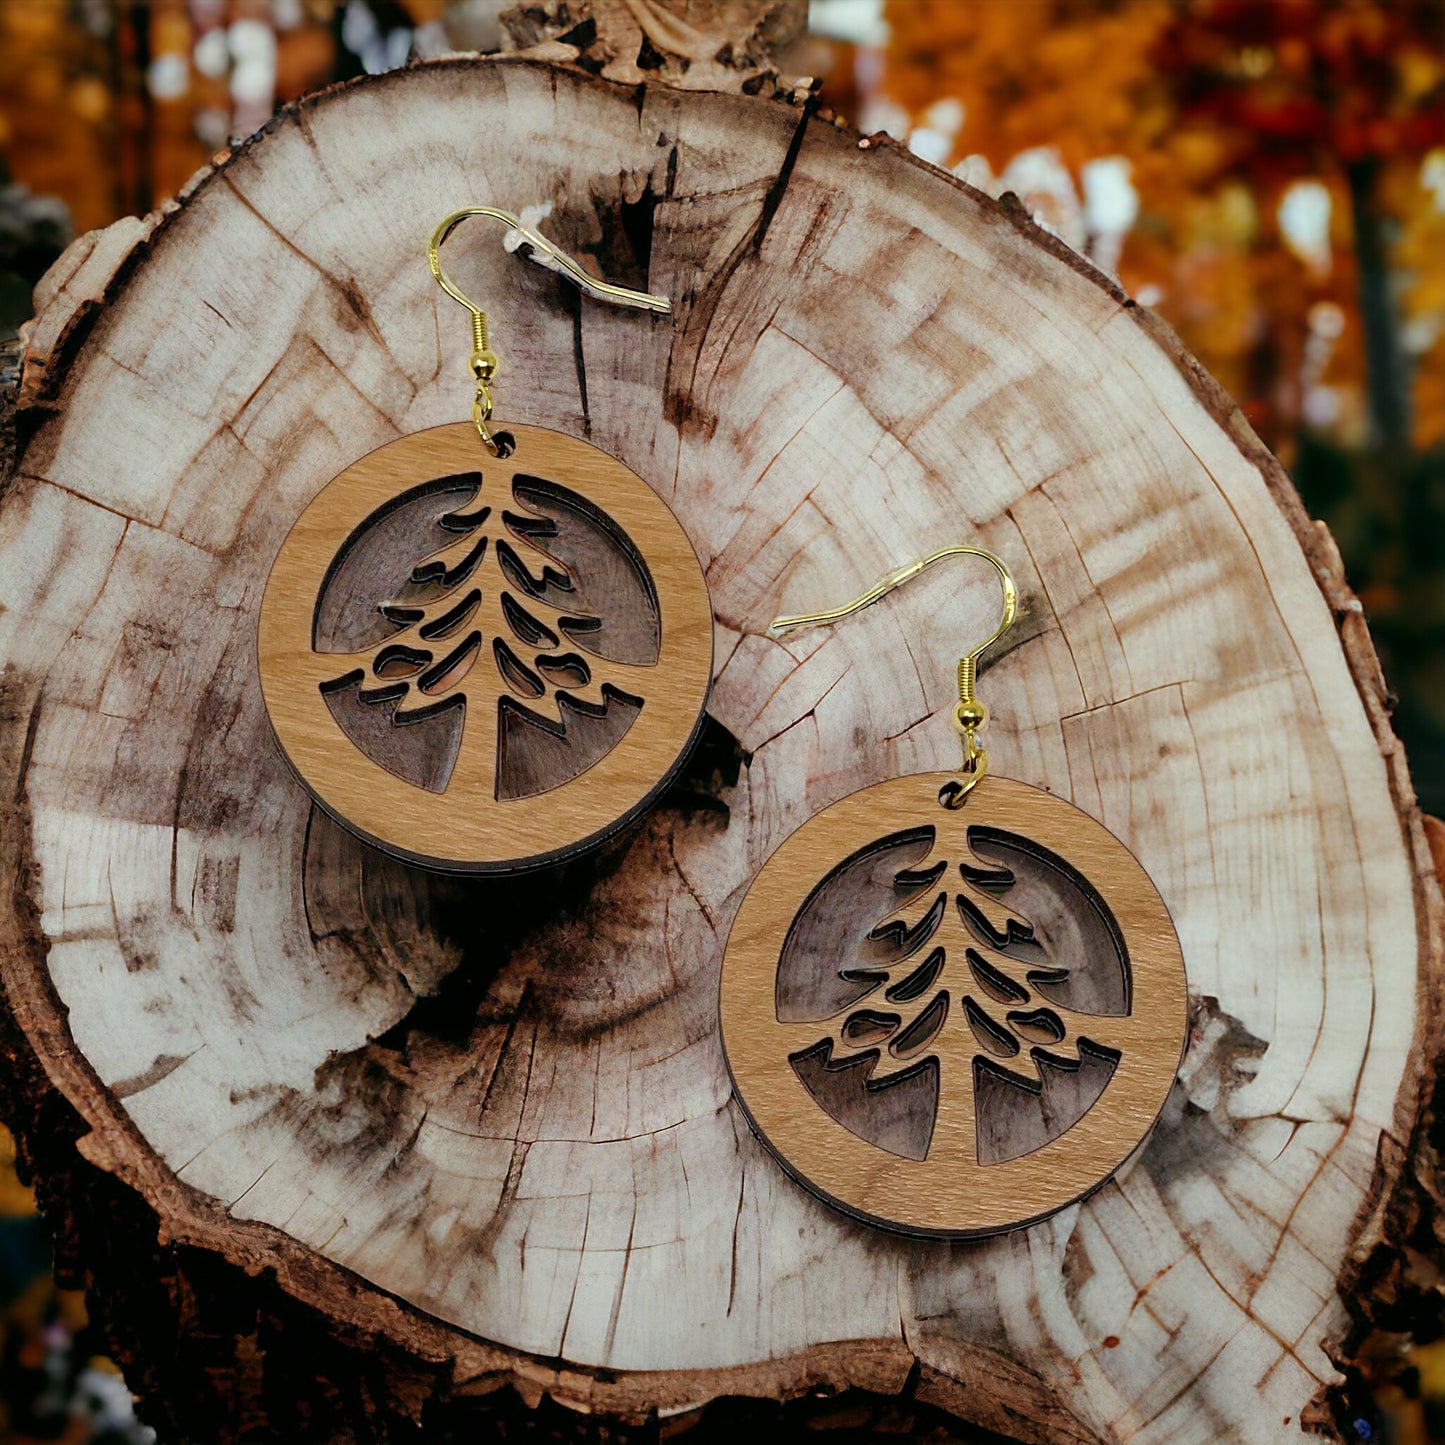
719, 542, 1188, 1238
257, 206, 710, 875
768, 546, 1019, 806
427, 206, 671, 456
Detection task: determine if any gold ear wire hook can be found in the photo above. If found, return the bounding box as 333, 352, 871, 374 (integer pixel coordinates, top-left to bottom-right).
428, 207, 672, 455
768, 545, 1019, 808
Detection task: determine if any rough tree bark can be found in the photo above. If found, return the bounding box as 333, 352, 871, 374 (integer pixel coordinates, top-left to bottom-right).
499, 0, 808, 91
0, 55, 1440, 1445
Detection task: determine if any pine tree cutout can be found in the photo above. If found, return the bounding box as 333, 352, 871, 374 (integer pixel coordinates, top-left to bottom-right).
314, 473, 659, 798
779, 825, 1130, 1165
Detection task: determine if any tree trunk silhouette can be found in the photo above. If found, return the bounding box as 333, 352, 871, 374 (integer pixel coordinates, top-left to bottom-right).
1346, 154, 1411, 454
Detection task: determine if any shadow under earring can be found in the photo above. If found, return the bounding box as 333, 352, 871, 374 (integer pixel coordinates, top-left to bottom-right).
718, 547, 1188, 1237
258, 208, 713, 873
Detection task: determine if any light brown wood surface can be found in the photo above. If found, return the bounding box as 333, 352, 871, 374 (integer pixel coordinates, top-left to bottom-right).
1, 55, 1440, 1444
500, 0, 807, 90
258, 422, 713, 871
719, 772, 1188, 1237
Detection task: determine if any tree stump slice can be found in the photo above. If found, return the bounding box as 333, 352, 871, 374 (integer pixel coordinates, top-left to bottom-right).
1, 58, 1439, 1444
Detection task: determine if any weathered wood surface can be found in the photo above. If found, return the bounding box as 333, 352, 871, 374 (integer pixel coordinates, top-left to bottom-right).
499, 0, 808, 91
1, 56, 1440, 1444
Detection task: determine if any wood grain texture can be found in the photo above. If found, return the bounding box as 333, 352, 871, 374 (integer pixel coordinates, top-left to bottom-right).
258, 422, 712, 870
718, 772, 1188, 1236
500, 0, 808, 91
1, 56, 1440, 1444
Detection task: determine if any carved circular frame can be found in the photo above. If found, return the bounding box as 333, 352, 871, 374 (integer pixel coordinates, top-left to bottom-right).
258, 422, 714, 871
719, 773, 1189, 1236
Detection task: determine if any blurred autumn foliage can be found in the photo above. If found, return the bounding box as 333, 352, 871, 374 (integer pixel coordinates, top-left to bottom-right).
884, 0, 1445, 452
0, 0, 462, 250
878, 0, 1445, 819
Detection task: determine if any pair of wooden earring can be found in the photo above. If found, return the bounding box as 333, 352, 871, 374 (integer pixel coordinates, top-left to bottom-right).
258, 209, 1188, 1239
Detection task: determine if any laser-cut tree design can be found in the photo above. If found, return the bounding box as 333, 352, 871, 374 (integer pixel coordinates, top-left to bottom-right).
311, 471, 660, 798
778, 825, 1131, 1165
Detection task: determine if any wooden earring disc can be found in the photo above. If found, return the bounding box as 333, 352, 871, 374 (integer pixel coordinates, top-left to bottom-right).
258, 423, 713, 872
719, 773, 1188, 1237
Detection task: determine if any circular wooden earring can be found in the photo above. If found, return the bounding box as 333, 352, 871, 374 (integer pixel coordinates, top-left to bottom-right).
259, 422, 712, 872
260, 210, 711, 873
718, 549, 1188, 1237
